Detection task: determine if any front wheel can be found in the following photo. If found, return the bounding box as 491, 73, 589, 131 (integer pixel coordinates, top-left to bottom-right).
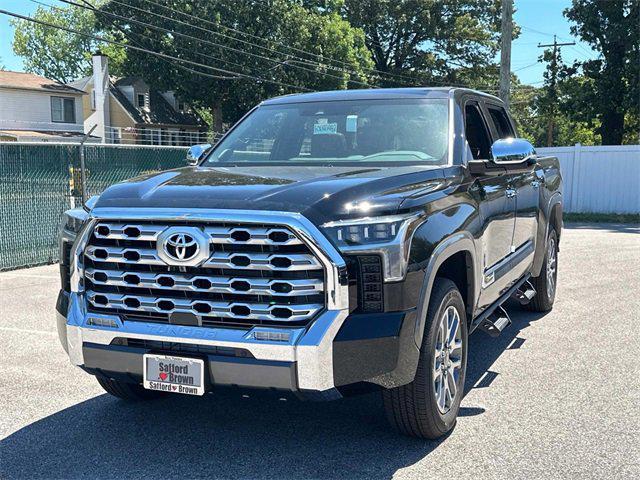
525, 228, 558, 312
383, 278, 468, 439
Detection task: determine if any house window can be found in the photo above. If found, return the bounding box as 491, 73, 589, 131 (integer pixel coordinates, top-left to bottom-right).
90, 90, 96, 110
51, 96, 76, 123
178, 102, 185, 111
137, 93, 146, 108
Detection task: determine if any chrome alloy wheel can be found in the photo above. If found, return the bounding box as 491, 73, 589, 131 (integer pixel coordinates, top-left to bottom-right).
546, 236, 557, 299
433, 305, 463, 414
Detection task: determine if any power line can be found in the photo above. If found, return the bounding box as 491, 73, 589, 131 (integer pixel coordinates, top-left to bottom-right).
0, 8, 315, 92
104, 0, 385, 85
513, 61, 540, 73
134, 0, 532, 91
11, 2, 544, 94
71, 0, 533, 92
134, 0, 424, 86
57, 0, 240, 81
33, 0, 279, 82
538, 35, 575, 146
56, 0, 374, 89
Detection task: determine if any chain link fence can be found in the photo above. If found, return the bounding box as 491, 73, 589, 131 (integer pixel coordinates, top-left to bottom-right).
0, 143, 187, 271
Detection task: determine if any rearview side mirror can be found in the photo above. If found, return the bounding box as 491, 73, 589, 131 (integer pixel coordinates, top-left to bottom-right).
490, 138, 535, 163
467, 138, 536, 176
186, 143, 212, 165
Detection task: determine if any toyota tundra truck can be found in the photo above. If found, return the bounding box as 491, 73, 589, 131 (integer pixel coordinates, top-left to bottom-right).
56, 87, 562, 439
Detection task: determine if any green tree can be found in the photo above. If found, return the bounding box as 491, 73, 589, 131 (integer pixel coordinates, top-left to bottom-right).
564, 0, 639, 144
11, 2, 126, 83
98, 0, 373, 132
511, 75, 600, 148
314, 0, 504, 88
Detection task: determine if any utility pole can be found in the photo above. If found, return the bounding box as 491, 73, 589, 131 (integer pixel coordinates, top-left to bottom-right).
78, 124, 97, 204
499, 0, 513, 108
538, 35, 575, 146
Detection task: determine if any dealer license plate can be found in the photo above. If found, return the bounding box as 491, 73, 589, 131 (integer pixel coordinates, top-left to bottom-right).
143, 354, 205, 396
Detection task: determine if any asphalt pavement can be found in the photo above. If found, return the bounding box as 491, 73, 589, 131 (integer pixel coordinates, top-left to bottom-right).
1, 223, 638, 479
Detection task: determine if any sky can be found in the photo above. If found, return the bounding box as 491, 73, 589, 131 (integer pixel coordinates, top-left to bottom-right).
0, 0, 598, 86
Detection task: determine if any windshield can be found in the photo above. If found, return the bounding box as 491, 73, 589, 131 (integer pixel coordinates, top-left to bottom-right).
203, 98, 449, 166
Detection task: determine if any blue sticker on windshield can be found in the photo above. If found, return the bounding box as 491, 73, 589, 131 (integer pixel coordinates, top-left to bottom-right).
314, 122, 338, 135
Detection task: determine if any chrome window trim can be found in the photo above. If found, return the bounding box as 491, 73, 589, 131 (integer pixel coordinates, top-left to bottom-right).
447, 90, 455, 166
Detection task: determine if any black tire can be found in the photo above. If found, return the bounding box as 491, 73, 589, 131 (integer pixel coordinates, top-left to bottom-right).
382, 278, 468, 439
525, 228, 558, 312
96, 376, 165, 401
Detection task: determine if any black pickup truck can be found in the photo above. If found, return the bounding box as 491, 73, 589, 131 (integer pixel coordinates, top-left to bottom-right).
57, 87, 562, 439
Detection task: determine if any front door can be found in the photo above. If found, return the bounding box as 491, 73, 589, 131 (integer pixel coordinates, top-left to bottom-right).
463, 100, 516, 311
485, 103, 539, 279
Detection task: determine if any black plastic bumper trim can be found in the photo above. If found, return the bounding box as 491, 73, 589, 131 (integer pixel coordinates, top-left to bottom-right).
334, 311, 405, 342
82, 342, 297, 391
56, 289, 69, 317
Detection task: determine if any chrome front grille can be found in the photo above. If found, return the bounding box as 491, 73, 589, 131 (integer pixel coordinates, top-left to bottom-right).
83, 221, 326, 328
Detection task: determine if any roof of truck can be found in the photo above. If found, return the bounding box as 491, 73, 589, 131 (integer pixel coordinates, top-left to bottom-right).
261, 87, 502, 105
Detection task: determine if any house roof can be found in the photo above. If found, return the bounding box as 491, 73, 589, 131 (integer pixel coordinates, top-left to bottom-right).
110, 84, 205, 127
113, 77, 142, 87
0, 71, 85, 95
67, 75, 92, 91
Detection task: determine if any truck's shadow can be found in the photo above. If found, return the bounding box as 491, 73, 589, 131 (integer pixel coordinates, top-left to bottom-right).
1, 306, 546, 480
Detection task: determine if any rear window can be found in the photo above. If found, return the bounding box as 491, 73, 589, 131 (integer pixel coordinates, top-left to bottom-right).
488, 106, 515, 139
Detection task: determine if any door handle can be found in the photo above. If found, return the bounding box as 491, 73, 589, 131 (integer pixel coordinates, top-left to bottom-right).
505, 188, 517, 198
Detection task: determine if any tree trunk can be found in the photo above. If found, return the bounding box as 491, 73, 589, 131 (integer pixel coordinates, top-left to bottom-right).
600, 109, 625, 145
212, 99, 224, 137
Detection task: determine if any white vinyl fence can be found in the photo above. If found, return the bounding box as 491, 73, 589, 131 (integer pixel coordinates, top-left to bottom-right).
537, 144, 640, 214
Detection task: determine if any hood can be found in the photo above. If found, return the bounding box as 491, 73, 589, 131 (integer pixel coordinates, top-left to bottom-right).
94, 165, 448, 225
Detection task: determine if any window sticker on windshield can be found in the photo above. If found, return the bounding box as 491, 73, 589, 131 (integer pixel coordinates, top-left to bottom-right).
313, 122, 338, 135
346, 115, 358, 133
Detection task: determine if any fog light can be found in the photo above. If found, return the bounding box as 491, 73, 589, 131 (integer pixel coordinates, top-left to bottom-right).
87, 317, 119, 328
254, 331, 291, 342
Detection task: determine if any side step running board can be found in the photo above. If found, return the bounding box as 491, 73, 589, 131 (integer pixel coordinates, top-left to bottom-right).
478, 306, 512, 337
512, 280, 537, 305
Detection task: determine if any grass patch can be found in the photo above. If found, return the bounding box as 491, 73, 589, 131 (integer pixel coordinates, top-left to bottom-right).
564, 213, 640, 224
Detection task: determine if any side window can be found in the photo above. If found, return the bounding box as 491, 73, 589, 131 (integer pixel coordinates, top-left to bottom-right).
51, 96, 76, 123
488, 106, 515, 139
464, 103, 492, 160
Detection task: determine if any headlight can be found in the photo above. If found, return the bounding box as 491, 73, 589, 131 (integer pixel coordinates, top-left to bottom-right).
59, 195, 98, 238
321, 214, 416, 246
321, 212, 423, 282
58, 207, 89, 261
60, 208, 89, 236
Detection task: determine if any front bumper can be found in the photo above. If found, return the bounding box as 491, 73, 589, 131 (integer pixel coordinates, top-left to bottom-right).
57, 290, 349, 397
57, 290, 416, 398
57, 207, 418, 398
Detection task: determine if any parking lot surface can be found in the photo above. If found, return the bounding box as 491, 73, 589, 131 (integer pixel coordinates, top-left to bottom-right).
1, 223, 638, 479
